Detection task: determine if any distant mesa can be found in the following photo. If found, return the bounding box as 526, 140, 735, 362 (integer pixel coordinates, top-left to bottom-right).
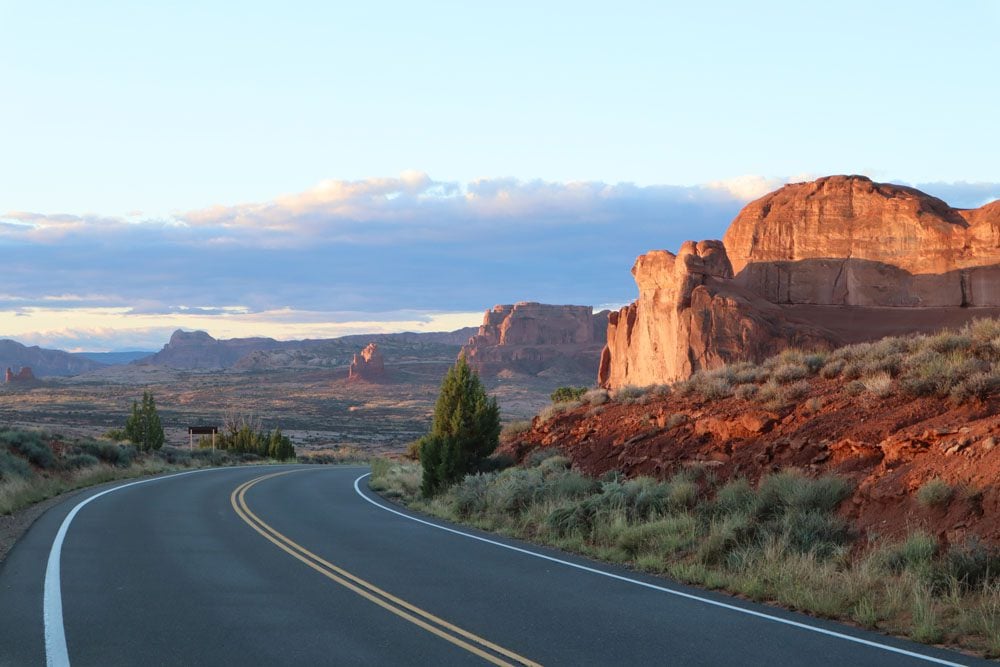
461, 302, 609, 378
135, 330, 287, 369
348, 343, 386, 381
600, 175, 1000, 389
0, 339, 105, 378
4, 366, 36, 383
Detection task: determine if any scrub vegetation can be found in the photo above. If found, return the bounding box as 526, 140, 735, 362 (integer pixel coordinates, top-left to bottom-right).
0, 426, 293, 516
371, 454, 1000, 657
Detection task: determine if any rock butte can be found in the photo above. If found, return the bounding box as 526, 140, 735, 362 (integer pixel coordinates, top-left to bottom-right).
600, 175, 1000, 389
349, 343, 386, 381
4, 366, 36, 383
462, 302, 609, 377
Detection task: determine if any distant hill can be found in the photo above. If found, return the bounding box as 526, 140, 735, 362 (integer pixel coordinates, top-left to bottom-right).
75, 351, 155, 365
134, 328, 479, 370
0, 340, 106, 377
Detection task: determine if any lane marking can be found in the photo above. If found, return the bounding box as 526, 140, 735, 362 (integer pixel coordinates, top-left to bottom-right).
354, 473, 970, 667
232, 471, 540, 667
44, 466, 236, 667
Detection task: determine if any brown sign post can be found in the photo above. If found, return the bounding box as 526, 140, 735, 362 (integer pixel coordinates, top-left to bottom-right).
187, 426, 218, 450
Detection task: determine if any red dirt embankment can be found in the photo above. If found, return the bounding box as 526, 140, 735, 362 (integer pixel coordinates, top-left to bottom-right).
500, 382, 1000, 547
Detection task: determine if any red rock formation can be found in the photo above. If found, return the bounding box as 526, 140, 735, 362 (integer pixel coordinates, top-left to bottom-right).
5, 366, 36, 383
349, 343, 385, 381
600, 176, 1000, 389
462, 302, 608, 377
598, 242, 835, 388
725, 176, 1000, 307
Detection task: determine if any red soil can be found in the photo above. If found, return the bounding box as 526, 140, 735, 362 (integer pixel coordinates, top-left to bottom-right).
500, 381, 1000, 547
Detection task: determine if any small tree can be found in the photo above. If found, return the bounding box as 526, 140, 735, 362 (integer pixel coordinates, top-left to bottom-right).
124, 391, 165, 451
421, 355, 500, 497
267, 428, 296, 461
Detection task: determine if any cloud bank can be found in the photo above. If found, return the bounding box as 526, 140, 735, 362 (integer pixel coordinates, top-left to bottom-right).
2, 173, 997, 350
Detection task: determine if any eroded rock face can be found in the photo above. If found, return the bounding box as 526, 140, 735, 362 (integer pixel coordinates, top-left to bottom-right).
598, 242, 836, 387
5, 366, 36, 383
600, 176, 1000, 388
462, 302, 608, 377
349, 343, 385, 381
725, 176, 1000, 307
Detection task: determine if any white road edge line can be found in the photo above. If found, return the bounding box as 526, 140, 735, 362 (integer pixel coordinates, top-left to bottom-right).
44, 467, 231, 667
353, 473, 969, 667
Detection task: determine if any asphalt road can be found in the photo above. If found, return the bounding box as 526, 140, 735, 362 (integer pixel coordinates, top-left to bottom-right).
0, 465, 989, 666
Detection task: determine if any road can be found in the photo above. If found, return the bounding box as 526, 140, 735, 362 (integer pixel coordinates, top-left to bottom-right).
0, 465, 987, 666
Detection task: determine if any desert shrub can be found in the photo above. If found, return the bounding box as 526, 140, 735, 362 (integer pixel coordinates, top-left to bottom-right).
700, 377, 733, 400
1, 430, 56, 469
916, 478, 953, 509
551, 386, 588, 403
500, 420, 532, 439
785, 380, 811, 401
582, 388, 610, 405
861, 372, 894, 398
546, 502, 597, 537
804, 397, 824, 413
712, 478, 756, 516
614, 385, 647, 403
901, 350, 985, 398
537, 454, 572, 475
155, 446, 192, 466
487, 468, 545, 514
0, 448, 32, 480
191, 448, 231, 466
802, 353, 828, 374
844, 380, 866, 396
527, 448, 562, 468
77, 440, 136, 468
538, 401, 580, 423
451, 473, 495, 517
943, 539, 1000, 589
820, 359, 846, 379
64, 453, 100, 470
103, 428, 126, 442
755, 471, 852, 518
617, 515, 700, 558
731, 363, 771, 385
735, 383, 758, 400
873, 532, 938, 574
772, 363, 810, 384
948, 371, 1000, 404
405, 439, 423, 460
926, 332, 972, 354
545, 470, 601, 500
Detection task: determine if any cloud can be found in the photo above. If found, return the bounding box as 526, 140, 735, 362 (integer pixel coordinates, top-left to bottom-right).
4, 172, 999, 350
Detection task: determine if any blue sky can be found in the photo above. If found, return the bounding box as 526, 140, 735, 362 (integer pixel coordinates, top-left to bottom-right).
0, 2, 998, 350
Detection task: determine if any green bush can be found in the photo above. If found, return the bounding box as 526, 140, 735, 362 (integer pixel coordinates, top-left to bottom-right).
551, 386, 588, 403
64, 453, 100, 470
916, 478, 953, 509
1, 430, 56, 469
0, 448, 32, 480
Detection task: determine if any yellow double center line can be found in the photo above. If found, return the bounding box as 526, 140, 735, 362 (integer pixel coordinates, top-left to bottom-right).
231, 470, 541, 667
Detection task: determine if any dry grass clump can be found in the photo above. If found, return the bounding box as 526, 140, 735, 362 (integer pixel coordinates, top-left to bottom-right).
672, 317, 1000, 407
538, 400, 582, 423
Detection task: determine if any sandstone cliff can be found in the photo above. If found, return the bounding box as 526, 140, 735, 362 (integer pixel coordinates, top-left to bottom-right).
601, 176, 1000, 388
348, 343, 386, 381
0, 340, 105, 378
462, 302, 608, 378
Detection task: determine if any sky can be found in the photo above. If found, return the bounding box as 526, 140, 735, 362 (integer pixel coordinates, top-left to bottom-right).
1, 2, 998, 351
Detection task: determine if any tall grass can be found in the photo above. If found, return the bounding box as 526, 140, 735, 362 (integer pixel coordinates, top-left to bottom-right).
371, 458, 1000, 656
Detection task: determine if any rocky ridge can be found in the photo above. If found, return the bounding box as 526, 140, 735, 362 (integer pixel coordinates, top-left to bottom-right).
601, 176, 1000, 388
462, 302, 609, 378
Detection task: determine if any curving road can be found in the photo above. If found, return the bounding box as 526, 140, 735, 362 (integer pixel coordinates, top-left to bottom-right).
0, 466, 987, 666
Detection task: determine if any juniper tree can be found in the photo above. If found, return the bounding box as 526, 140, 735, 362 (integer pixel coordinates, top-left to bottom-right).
124, 390, 165, 451
421, 355, 500, 497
